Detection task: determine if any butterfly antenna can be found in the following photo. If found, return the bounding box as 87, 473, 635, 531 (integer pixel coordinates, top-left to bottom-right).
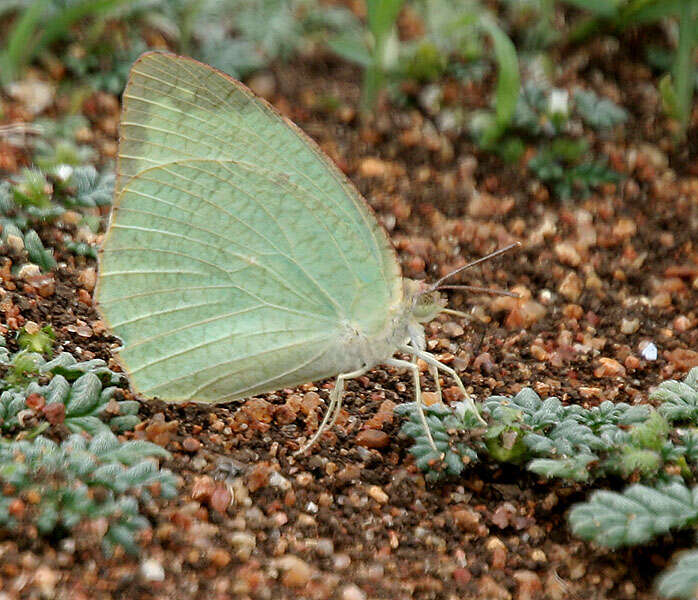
438, 285, 520, 298
428, 242, 521, 292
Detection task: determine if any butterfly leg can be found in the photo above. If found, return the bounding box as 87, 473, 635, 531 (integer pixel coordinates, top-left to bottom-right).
384, 358, 438, 453
296, 366, 370, 455
400, 345, 486, 425
411, 347, 442, 404
327, 366, 370, 430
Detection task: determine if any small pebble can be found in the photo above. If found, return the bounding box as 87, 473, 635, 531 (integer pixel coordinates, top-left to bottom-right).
230, 532, 256, 561
486, 537, 507, 569
652, 291, 672, 307
42, 402, 66, 425
442, 321, 464, 337
355, 429, 390, 449
367, 485, 389, 504
140, 558, 165, 582
34, 566, 58, 596
472, 352, 495, 373
530, 343, 548, 361
247, 72, 276, 98
182, 437, 201, 452
558, 272, 583, 302
277, 555, 313, 587
341, 584, 367, 600
664, 348, 698, 370
640, 342, 658, 361
514, 570, 543, 600
453, 567, 472, 587
269, 471, 292, 491
620, 318, 640, 334
209, 548, 231, 568
359, 157, 389, 178
673, 315, 691, 332
210, 484, 232, 513
334, 553, 351, 570
315, 538, 334, 557
625, 355, 641, 370
594, 358, 626, 378
477, 574, 510, 599
554, 242, 581, 266
296, 472, 312, 486
18, 264, 41, 280
78, 267, 97, 291
296, 513, 316, 528
191, 476, 215, 502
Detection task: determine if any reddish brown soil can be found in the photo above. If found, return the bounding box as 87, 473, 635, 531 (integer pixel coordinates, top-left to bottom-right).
0, 40, 697, 600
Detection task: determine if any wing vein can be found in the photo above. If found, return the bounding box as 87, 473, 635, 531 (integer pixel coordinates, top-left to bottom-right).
97, 284, 236, 305
109, 299, 229, 328
125, 65, 379, 282
131, 326, 321, 375
117, 182, 331, 313
152, 57, 389, 282
182, 338, 333, 400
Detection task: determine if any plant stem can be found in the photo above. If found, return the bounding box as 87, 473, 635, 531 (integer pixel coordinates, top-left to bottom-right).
673, 0, 698, 131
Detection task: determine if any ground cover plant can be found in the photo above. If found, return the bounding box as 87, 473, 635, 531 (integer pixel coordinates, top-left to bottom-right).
0, 329, 177, 556
560, 0, 698, 133
0, 0, 697, 598
399, 368, 698, 597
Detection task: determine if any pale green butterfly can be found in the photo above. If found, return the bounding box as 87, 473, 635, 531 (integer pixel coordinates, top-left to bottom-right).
96, 51, 511, 454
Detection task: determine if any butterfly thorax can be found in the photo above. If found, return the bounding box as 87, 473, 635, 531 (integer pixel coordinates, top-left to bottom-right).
336, 279, 446, 372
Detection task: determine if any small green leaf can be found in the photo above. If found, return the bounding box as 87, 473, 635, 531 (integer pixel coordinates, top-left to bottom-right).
328, 33, 372, 67
17, 324, 55, 355
109, 415, 141, 432
65, 373, 102, 416
23, 230, 56, 271
477, 18, 520, 145
657, 549, 698, 600
66, 166, 114, 207
366, 0, 404, 43
574, 89, 628, 130
569, 483, 698, 548
653, 369, 698, 424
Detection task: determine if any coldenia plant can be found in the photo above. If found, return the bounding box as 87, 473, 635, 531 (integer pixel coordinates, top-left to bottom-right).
0, 432, 176, 556
0, 115, 113, 270
399, 367, 698, 599
0, 333, 178, 555
487, 80, 626, 199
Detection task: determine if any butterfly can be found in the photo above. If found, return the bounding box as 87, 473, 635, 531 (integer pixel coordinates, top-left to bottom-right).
96, 51, 516, 453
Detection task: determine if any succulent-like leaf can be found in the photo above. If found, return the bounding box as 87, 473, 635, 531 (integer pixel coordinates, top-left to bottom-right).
574, 88, 628, 129
656, 549, 698, 600
569, 483, 698, 548
529, 454, 597, 481
0, 431, 177, 555
65, 373, 102, 416
23, 229, 56, 271
41, 352, 122, 385
68, 166, 114, 207
653, 369, 698, 424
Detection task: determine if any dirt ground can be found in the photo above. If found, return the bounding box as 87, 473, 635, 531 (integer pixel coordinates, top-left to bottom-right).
1, 38, 697, 600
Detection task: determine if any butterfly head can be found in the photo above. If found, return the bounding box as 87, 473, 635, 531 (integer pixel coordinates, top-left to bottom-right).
404, 279, 447, 323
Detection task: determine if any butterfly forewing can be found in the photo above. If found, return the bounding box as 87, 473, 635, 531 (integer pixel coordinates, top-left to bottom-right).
117, 52, 399, 294
96, 53, 403, 403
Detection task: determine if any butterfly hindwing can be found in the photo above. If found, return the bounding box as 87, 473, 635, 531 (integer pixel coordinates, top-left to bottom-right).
97, 158, 392, 400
